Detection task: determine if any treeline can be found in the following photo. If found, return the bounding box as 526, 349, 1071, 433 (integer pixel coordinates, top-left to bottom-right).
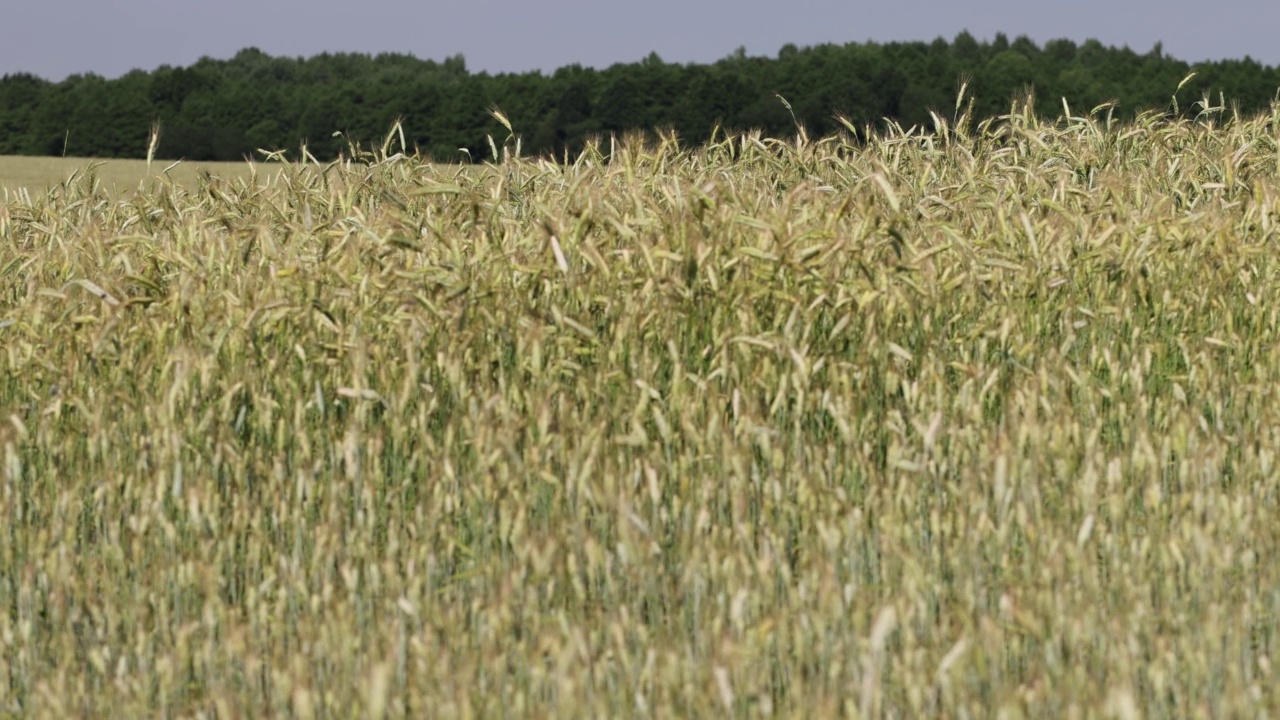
2, 32, 1279, 162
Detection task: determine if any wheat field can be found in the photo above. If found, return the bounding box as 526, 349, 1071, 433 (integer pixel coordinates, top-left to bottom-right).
2, 100, 1279, 718
0, 155, 271, 199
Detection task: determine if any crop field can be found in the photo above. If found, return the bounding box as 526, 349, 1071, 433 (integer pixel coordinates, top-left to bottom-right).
0, 155, 270, 198
2, 98, 1280, 718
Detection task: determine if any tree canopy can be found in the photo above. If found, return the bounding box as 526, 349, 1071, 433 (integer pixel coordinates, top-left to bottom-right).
1, 34, 1277, 162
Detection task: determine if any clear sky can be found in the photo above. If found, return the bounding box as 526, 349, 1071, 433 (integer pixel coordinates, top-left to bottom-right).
2, 0, 1278, 81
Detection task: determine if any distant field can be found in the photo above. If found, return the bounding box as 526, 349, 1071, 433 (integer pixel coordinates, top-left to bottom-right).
0, 155, 272, 196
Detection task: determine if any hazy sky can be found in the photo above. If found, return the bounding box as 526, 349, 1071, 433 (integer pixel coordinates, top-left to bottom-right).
2, 0, 1278, 81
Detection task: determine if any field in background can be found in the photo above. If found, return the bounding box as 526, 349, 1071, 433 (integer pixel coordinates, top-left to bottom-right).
3, 100, 1280, 717
0, 155, 272, 196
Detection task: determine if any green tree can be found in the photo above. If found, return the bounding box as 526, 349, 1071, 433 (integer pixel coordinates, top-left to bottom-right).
0, 73, 49, 154
3, 38, 1277, 162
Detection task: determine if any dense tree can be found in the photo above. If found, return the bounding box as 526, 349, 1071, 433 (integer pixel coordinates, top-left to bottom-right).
1, 33, 1278, 163
0, 73, 48, 154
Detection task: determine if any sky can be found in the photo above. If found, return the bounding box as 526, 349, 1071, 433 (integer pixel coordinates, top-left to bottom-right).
2, 0, 1278, 82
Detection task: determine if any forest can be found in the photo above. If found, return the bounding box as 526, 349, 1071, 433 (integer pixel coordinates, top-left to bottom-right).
1, 31, 1278, 162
